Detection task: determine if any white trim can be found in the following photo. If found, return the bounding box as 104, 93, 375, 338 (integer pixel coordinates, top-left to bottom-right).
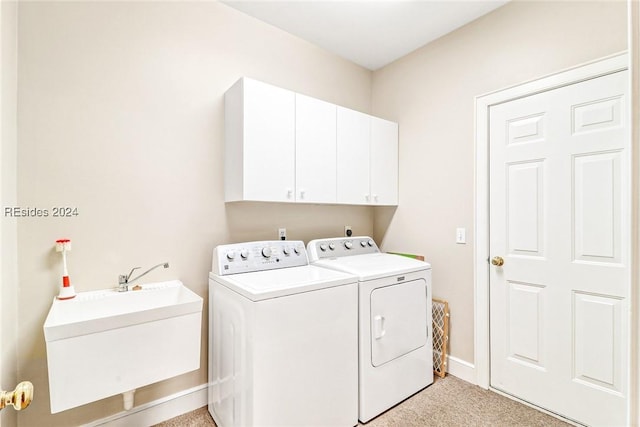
473, 52, 630, 393
83, 384, 208, 427
445, 355, 476, 385
0, 3, 19, 427
630, 1, 640, 424
489, 387, 581, 427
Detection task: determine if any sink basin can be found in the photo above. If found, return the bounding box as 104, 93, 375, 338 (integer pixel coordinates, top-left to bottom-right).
44, 280, 202, 341
44, 280, 203, 413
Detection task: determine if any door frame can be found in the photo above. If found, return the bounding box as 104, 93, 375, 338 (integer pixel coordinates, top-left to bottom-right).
473, 52, 635, 420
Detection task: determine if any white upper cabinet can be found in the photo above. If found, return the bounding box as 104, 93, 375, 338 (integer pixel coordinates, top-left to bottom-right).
225, 77, 398, 206
295, 94, 337, 203
370, 117, 399, 205
337, 107, 370, 204
337, 108, 399, 205
225, 78, 295, 202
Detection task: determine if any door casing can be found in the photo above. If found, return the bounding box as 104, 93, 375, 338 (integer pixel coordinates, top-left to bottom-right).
473, 52, 636, 422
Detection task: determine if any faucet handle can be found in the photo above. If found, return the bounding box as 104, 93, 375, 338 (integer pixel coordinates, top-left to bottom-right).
121, 267, 141, 284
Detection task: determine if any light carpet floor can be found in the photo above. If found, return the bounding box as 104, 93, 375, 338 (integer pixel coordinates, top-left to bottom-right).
154, 375, 570, 427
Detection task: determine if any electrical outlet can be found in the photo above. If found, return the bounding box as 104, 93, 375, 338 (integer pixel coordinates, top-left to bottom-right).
345, 226, 352, 237
278, 228, 286, 240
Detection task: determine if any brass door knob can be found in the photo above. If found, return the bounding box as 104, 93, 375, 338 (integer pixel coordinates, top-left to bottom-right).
0, 381, 33, 411
491, 256, 505, 267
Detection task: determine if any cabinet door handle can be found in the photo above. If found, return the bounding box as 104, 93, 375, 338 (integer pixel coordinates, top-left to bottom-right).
373, 194, 379, 202
286, 189, 292, 199
300, 190, 305, 199
365, 194, 370, 202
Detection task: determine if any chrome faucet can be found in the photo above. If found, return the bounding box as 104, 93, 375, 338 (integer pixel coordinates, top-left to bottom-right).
118, 262, 169, 292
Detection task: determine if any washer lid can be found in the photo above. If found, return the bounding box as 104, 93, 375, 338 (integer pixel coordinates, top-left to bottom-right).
210, 265, 357, 301
311, 253, 430, 281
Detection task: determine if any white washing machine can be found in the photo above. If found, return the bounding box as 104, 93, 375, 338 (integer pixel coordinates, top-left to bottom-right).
307, 236, 434, 423
208, 240, 358, 427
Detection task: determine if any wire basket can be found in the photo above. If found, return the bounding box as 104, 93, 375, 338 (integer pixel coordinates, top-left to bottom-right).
432, 298, 449, 378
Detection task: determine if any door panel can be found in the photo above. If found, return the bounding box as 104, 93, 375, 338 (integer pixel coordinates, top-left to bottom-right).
370, 279, 427, 367
337, 106, 370, 204
572, 96, 623, 134
507, 281, 545, 369
242, 79, 295, 202
370, 117, 398, 205
489, 70, 629, 426
573, 151, 622, 263
295, 94, 337, 203
507, 113, 545, 144
507, 161, 544, 256
572, 291, 623, 393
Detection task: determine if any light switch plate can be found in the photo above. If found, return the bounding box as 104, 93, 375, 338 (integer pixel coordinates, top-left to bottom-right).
456, 228, 466, 244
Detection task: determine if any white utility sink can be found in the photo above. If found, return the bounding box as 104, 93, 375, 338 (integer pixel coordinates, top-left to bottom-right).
44, 280, 203, 414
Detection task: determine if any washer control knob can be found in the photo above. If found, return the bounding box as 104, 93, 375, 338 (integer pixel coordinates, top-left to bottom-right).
240, 249, 249, 259
262, 247, 272, 258
320, 243, 328, 252
367, 239, 374, 247
360, 241, 367, 247
293, 246, 300, 254
283, 247, 290, 255
344, 241, 353, 250
329, 243, 336, 250
226, 251, 236, 260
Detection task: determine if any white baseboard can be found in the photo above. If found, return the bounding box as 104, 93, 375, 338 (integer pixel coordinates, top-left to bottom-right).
446, 355, 476, 385
82, 357, 472, 426
84, 384, 208, 427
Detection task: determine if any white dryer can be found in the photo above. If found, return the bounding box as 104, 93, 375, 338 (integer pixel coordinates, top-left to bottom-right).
209, 240, 358, 427
307, 236, 434, 423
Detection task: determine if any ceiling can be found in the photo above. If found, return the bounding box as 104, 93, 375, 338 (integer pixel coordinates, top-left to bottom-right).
223, 1, 509, 70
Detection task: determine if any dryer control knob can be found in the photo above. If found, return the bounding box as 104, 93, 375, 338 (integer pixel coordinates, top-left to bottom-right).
283, 247, 290, 255
367, 239, 374, 247
344, 241, 353, 249
329, 243, 336, 250
360, 241, 367, 247
293, 246, 300, 254
226, 251, 236, 260
262, 247, 272, 258
319, 243, 328, 252
240, 249, 249, 259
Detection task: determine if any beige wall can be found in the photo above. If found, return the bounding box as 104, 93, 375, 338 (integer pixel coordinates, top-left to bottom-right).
12, 0, 632, 425
16, 2, 372, 425
371, 1, 628, 364
1, 1, 19, 426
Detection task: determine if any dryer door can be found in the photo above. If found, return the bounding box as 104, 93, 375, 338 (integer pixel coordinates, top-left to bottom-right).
370, 279, 427, 367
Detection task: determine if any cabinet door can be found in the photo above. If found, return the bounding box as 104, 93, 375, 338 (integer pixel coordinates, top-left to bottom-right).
243, 79, 296, 202
337, 107, 370, 205
370, 279, 427, 367
295, 94, 337, 203
370, 117, 398, 205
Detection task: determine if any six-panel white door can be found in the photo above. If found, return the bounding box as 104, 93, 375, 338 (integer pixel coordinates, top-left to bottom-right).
489, 70, 629, 426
